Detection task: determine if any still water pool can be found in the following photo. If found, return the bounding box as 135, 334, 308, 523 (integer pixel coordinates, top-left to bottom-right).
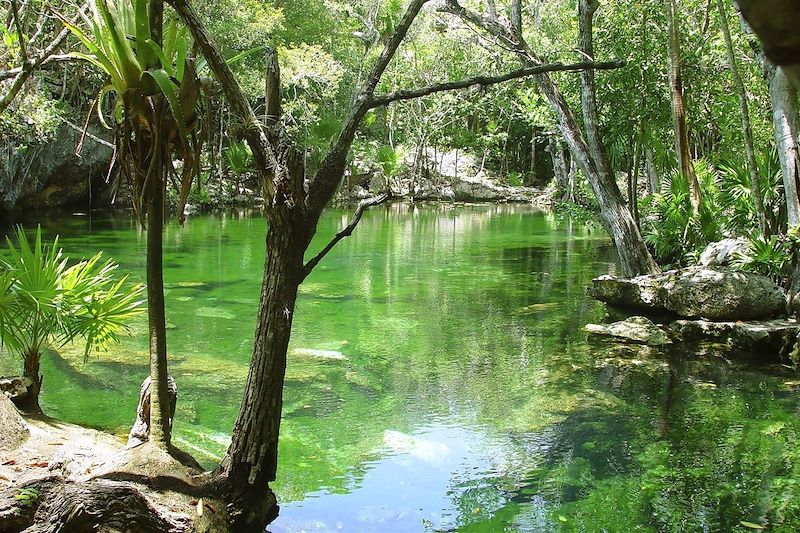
6, 204, 800, 532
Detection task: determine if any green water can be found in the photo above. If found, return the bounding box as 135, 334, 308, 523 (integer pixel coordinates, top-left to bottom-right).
5, 204, 800, 532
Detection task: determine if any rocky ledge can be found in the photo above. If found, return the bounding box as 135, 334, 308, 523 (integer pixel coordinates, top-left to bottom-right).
589, 266, 786, 320
586, 262, 799, 361
585, 315, 799, 362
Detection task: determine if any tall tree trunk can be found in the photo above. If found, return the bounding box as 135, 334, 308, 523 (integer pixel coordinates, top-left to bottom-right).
769, 66, 800, 227
575, 0, 658, 275
217, 216, 309, 530
145, 150, 171, 448
144, 0, 171, 449
551, 136, 569, 200
631, 130, 642, 227
645, 146, 659, 194
717, 0, 768, 234
665, 0, 701, 214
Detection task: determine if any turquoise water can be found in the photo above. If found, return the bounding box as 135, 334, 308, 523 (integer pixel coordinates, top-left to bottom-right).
5, 204, 800, 532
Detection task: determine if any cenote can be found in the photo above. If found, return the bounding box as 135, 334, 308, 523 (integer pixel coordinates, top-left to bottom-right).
6, 204, 800, 532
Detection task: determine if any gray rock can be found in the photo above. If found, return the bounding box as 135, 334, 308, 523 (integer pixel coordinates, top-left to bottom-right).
590, 267, 787, 320
669, 318, 800, 357
0, 376, 32, 401
0, 394, 28, 451
698, 237, 750, 267
585, 316, 672, 345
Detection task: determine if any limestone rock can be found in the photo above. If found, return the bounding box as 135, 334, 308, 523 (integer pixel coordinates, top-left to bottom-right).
590, 267, 787, 320
0, 394, 28, 451
0, 376, 32, 401
669, 319, 800, 358
585, 316, 672, 345
698, 238, 750, 267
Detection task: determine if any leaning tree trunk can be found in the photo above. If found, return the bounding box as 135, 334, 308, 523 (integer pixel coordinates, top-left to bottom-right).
665, 0, 701, 215
217, 216, 310, 531
717, 0, 768, 235
442, 0, 658, 277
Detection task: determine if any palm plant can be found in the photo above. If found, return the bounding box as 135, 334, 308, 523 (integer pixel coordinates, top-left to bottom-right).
0, 226, 144, 413
62, 0, 200, 446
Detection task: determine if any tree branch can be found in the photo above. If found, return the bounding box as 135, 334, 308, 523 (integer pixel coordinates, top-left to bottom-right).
0, 54, 73, 82
368, 60, 625, 108
10, 0, 28, 65
0, 6, 80, 115
167, 0, 280, 206
300, 191, 392, 280
306, 0, 431, 213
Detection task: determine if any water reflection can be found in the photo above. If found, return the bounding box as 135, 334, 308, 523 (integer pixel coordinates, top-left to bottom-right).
3, 205, 798, 531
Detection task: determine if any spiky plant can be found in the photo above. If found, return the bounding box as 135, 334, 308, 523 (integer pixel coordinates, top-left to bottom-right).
0, 226, 144, 413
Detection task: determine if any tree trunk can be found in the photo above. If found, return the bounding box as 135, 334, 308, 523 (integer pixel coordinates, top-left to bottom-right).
665, 0, 701, 214
645, 146, 659, 194
631, 132, 642, 227
217, 217, 309, 531
717, 0, 768, 234
769, 66, 800, 227
146, 153, 171, 449
18, 350, 42, 414
551, 136, 569, 200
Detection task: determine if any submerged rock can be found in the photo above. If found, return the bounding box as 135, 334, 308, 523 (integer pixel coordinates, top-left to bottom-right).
698, 237, 750, 267
590, 267, 786, 320
669, 319, 800, 356
585, 316, 672, 346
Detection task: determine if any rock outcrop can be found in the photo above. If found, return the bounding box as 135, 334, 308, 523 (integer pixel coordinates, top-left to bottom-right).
669, 319, 799, 355
0, 395, 28, 452
0, 122, 115, 220
590, 267, 786, 320
698, 238, 750, 267
585, 316, 672, 345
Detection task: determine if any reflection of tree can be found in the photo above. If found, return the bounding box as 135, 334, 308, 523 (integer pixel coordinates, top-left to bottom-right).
529, 340, 800, 531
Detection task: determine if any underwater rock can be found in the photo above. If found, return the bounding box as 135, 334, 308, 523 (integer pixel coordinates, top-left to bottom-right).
669, 318, 800, 357
590, 267, 786, 320
291, 348, 346, 360
585, 316, 672, 346
698, 238, 750, 267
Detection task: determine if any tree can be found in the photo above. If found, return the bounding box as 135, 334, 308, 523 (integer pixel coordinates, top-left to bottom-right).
716, 0, 767, 235
664, 0, 701, 215
63, 0, 203, 448
439, 0, 659, 278
166, 0, 630, 527
0, 226, 143, 413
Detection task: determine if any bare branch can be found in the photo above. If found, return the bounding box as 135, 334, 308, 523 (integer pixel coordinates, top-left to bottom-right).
306, 0, 431, 213
368, 60, 625, 108
0, 6, 80, 115
0, 54, 73, 82
10, 0, 28, 64
300, 191, 392, 280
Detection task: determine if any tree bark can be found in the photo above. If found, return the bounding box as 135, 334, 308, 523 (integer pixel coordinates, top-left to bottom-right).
735, 0, 800, 87
17, 350, 42, 414
216, 217, 308, 530
717, 0, 768, 234
664, 0, 701, 214
146, 156, 171, 449
769, 66, 800, 227
645, 146, 659, 194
